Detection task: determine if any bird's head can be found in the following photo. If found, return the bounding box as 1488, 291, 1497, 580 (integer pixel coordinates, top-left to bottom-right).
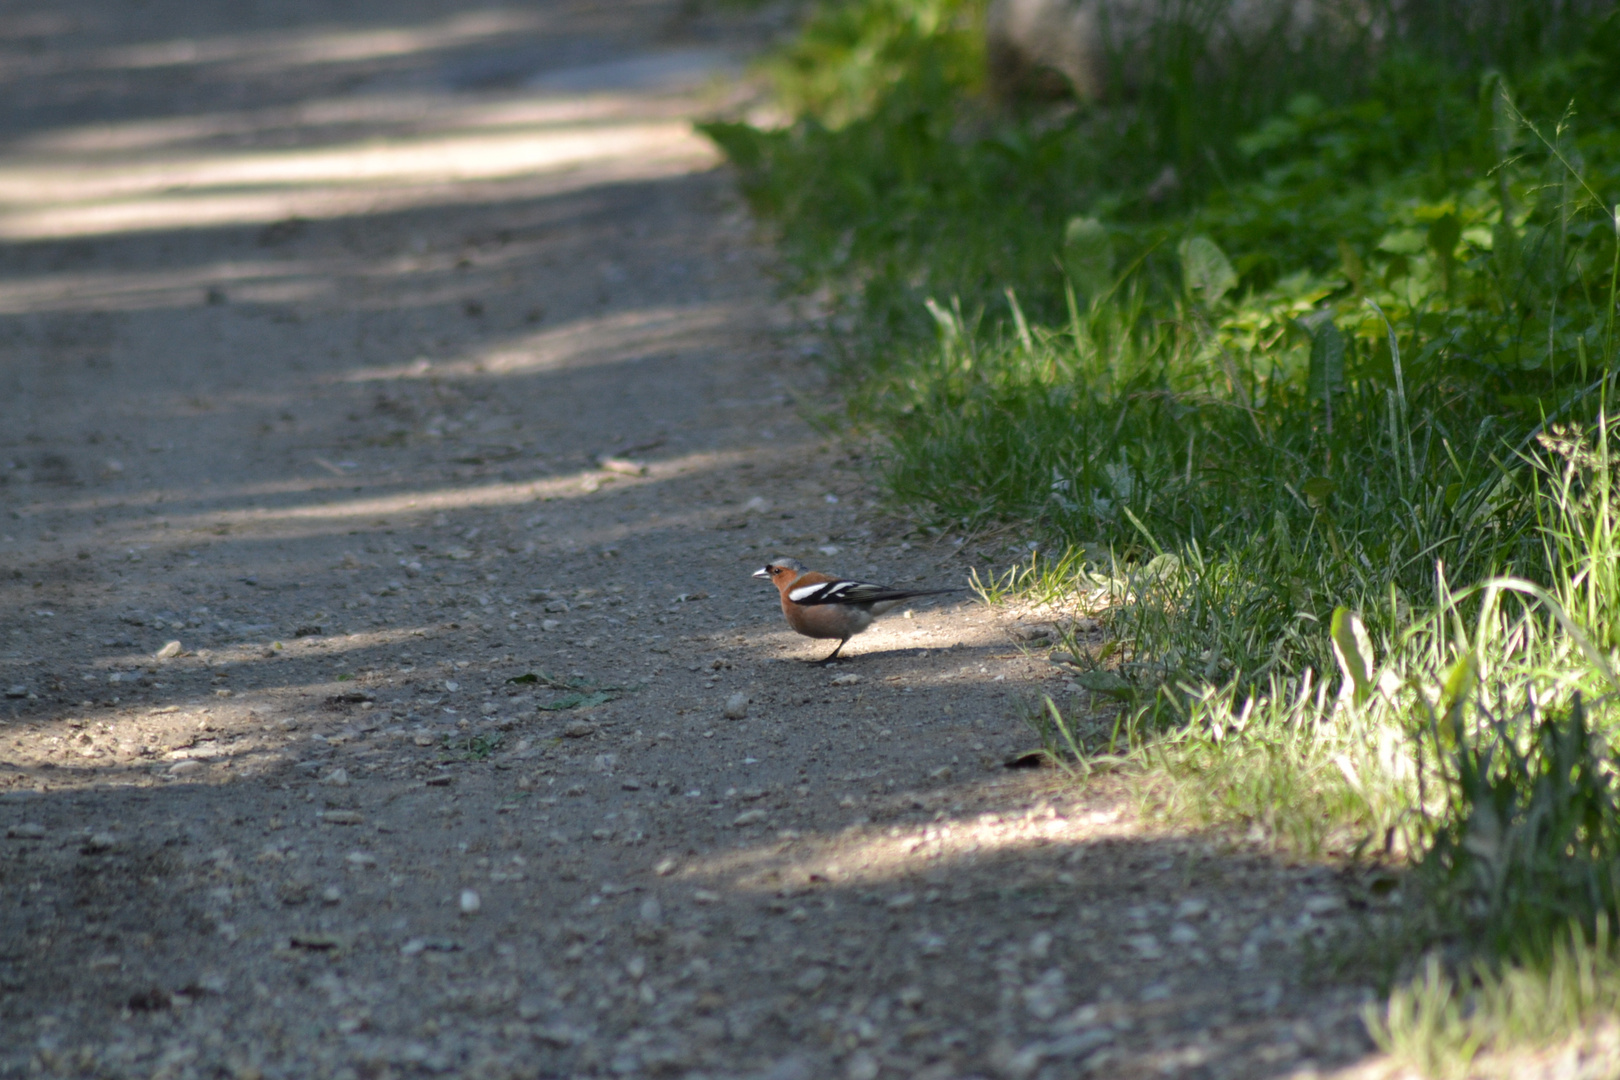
753, 557, 807, 585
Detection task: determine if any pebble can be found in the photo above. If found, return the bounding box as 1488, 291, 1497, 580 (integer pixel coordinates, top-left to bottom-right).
460, 889, 482, 914
542, 619, 561, 631
6, 822, 45, 839
733, 810, 767, 827
654, 857, 678, 876
321, 886, 343, 905
563, 721, 595, 738
1169, 922, 1201, 945
168, 760, 203, 777
1127, 933, 1163, 960
321, 768, 351, 787
4, 685, 27, 698
321, 810, 364, 825
155, 640, 182, 659
722, 692, 750, 720
845, 1050, 879, 1080
82, 832, 117, 853
345, 851, 377, 867
1303, 894, 1344, 915
1174, 897, 1209, 920
829, 674, 861, 686
794, 966, 827, 993
600, 457, 647, 476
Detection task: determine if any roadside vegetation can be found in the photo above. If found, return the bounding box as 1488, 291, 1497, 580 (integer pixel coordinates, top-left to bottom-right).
705, 0, 1620, 1071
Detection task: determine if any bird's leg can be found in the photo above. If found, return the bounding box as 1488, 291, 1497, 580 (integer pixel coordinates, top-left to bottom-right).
820, 639, 847, 664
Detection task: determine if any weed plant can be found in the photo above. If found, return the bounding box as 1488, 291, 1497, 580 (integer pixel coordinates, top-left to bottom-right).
709, 0, 1620, 1070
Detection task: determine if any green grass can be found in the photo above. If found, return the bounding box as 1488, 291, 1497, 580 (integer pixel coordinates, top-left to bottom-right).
707, 0, 1620, 1072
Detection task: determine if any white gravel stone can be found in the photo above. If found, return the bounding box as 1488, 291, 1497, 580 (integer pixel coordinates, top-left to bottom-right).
1174, 897, 1209, 920
1127, 933, 1163, 960
1169, 922, 1201, 945
722, 692, 750, 719
6, 822, 46, 839
155, 640, 182, 659
321, 768, 351, 786
460, 888, 482, 914
793, 966, 827, 993
168, 759, 203, 777
844, 1050, 879, 1080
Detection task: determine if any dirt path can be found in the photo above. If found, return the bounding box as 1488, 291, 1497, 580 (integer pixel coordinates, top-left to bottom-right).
1, 4, 1386, 1078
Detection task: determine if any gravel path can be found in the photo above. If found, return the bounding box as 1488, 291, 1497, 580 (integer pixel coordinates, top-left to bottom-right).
1, 4, 1389, 1078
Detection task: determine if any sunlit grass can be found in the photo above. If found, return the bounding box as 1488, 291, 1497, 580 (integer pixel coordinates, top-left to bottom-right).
708, 0, 1620, 1073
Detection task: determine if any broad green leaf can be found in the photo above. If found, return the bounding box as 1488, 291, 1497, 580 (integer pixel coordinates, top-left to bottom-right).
1179, 235, 1237, 303
1307, 319, 1346, 402
1301, 476, 1336, 504
1330, 606, 1375, 705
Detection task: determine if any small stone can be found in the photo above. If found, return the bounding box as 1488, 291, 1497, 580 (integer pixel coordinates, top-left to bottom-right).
321, 886, 343, 905
321, 810, 364, 825
6, 822, 45, 839
168, 759, 203, 777
621, 778, 642, 791
4, 685, 27, 698
321, 768, 351, 787
155, 641, 182, 659
413, 734, 435, 747
541, 619, 561, 632
722, 692, 750, 720
732, 810, 767, 827
1169, 922, 1200, 945
345, 851, 377, 868
990, 1041, 1045, 1080
1048, 652, 1078, 666
1174, 897, 1209, 920
829, 673, 861, 686
562, 721, 595, 738
639, 898, 663, 924
425, 773, 453, 786
885, 893, 916, 910
845, 1050, 879, 1080
693, 889, 721, 904
444, 680, 459, 693
794, 966, 827, 993
1303, 893, 1345, 915
599, 457, 646, 476
1127, 933, 1163, 960
654, 857, 678, 876
82, 832, 117, 853
460, 889, 481, 914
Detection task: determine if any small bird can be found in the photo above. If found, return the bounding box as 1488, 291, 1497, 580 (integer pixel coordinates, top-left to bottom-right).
753, 557, 960, 662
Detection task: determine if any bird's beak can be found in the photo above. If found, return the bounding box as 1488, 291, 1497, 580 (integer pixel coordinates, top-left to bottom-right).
752, 566, 772, 580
